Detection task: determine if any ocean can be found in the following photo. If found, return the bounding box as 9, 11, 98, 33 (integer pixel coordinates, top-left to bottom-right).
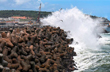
74, 32, 110, 72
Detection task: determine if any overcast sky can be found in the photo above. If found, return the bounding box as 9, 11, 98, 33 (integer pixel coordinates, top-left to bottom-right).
0, 0, 110, 20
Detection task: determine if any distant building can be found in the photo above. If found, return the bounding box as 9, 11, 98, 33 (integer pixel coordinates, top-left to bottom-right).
11, 16, 28, 19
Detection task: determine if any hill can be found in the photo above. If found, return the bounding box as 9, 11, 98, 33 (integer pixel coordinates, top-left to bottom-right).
0, 10, 109, 22
0, 10, 51, 20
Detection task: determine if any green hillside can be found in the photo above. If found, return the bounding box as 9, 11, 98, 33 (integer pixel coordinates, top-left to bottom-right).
0, 10, 51, 20
0, 10, 109, 22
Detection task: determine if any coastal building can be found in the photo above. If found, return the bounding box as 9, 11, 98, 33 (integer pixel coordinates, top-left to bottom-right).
11, 16, 27, 19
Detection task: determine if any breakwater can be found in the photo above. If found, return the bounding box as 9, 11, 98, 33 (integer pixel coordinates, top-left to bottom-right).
0, 26, 76, 72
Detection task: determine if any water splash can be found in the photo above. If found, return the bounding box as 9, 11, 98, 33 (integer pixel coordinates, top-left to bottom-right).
41, 7, 102, 48
41, 7, 105, 72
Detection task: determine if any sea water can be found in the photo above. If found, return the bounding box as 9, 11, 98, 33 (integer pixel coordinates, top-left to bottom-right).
74, 33, 110, 72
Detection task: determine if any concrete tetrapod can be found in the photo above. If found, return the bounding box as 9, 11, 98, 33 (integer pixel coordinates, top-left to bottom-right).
0, 26, 77, 72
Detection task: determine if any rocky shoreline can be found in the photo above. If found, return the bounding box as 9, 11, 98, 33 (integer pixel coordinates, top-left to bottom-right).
0, 26, 77, 72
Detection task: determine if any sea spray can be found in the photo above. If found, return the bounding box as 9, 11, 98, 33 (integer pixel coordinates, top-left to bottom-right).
41, 7, 107, 72
41, 7, 103, 48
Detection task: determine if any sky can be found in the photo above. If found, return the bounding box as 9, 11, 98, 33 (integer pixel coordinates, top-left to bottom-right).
0, 0, 110, 20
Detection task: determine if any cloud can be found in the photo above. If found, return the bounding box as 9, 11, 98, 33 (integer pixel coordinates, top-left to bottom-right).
0, 0, 7, 2
0, 0, 57, 11
14, 0, 45, 9
14, 0, 31, 5
41, 3, 58, 11
24, 0, 45, 10
36, 0, 45, 8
